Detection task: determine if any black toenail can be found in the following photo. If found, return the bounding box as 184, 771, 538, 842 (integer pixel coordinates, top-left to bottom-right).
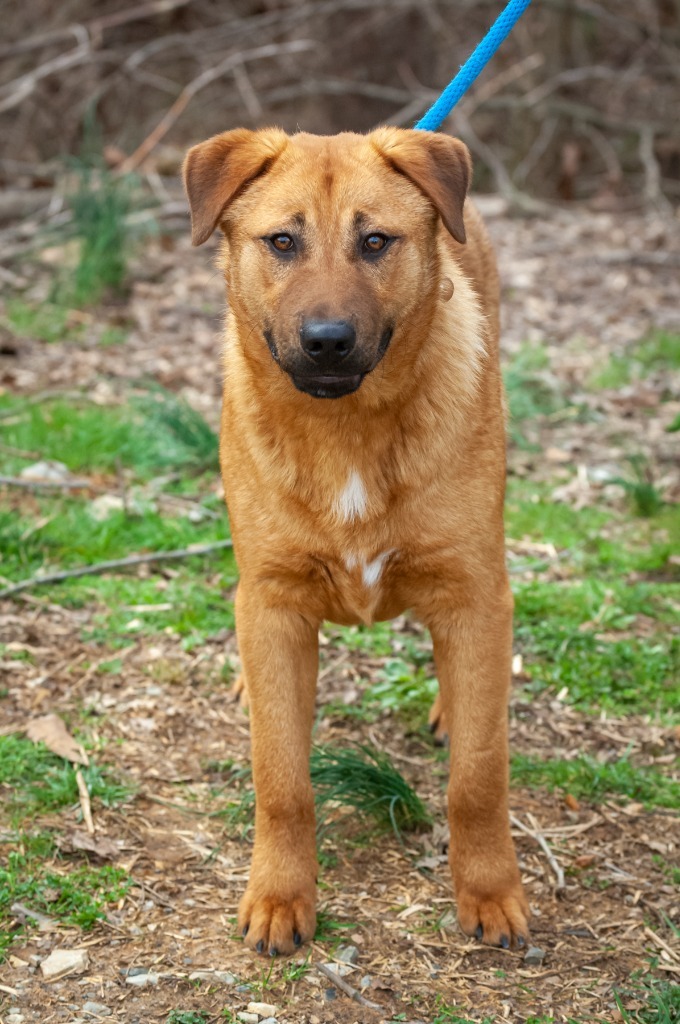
256, 940, 264, 954
500, 934, 510, 949
475, 925, 483, 940
269, 946, 278, 957
294, 931, 302, 947
517, 935, 526, 948
242, 925, 249, 937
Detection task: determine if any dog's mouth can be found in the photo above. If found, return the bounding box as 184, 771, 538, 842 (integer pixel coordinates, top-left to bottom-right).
271, 325, 394, 400
291, 373, 364, 399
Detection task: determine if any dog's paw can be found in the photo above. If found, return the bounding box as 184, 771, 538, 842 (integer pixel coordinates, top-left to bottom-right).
457, 885, 529, 949
230, 672, 249, 710
238, 884, 316, 956
427, 693, 448, 746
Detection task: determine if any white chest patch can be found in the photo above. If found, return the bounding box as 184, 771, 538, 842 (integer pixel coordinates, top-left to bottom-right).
344, 549, 395, 588
362, 549, 393, 587
335, 470, 368, 522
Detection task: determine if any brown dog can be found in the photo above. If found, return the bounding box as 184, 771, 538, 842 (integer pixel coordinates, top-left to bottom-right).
183, 126, 529, 956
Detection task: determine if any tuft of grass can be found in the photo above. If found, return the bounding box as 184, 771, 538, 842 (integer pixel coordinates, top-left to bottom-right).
66, 165, 132, 306
311, 744, 431, 836
222, 743, 430, 840
511, 754, 679, 810
313, 908, 356, 941
0, 734, 132, 821
503, 344, 564, 446
166, 1013, 210, 1024
611, 456, 664, 518
616, 979, 680, 1024
135, 387, 219, 474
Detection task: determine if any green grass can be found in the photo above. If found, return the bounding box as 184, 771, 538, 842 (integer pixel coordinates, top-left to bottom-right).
616, 979, 680, 1024
0, 734, 132, 821
589, 330, 680, 390
506, 477, 680, 575
514, 580, 678, 714
0, 389, 218, 479
511, 754, 679, 809
362, 658, 438, 722
0, 836, 131, 960
611, 456, 665, 518
5, 300, 78, 344
503, 343, 566, 447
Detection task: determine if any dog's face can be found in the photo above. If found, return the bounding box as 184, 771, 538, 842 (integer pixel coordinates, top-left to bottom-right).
184, 128, 470, 399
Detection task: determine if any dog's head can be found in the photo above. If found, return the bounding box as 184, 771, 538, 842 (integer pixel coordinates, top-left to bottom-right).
184, 127, 471, 399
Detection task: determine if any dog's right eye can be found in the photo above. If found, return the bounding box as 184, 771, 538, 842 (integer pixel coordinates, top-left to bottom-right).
268, 234, 295, 253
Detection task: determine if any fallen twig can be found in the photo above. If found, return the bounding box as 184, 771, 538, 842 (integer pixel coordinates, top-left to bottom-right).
511, 813, 566, 893
75, 769, 95, 835
0, 540, 233, 600
644, 925, 679, 962
315, 960, 382, 1010
0, 474, 101, 491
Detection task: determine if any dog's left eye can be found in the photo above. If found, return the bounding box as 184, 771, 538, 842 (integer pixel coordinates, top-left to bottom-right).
362, 234, 390, 255
269, 234, 295, 253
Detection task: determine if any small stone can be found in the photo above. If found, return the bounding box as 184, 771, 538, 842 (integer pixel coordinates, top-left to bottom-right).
7, 1015, 25, 1023
324, 988, 337, 1001
336, 944, 359, 964
121, 966, 148, 977
236, 984, 252, 994
21, 460, 69, 483
40, 949, 89, 981
189, 969, 237, 985
125, 972, 159, 987
259, 1019, 278, 1024
83, 1003, 111, 1016
246, 1004, 277, 1017
89, 494, 125, 521
237, 1014, 259, 1024
323, 962, 353, 977
360, 975, 372, 989
524, 945, 546, 966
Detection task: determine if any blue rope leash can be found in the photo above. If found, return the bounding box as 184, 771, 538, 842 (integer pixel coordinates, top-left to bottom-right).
415, 0, 533, 132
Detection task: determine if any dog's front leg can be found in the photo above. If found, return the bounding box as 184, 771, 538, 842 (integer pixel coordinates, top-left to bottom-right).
235, 584, 319, 955
428, 583, 529, 948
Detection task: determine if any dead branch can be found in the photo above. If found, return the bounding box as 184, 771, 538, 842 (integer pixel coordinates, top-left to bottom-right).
118, 39, 315, 172
0, 30, 92, 115
0, 0, 193, 61
0, 540, 234, 601
511, 814, 566, 893
315, 960, 382, 1010
0, 474, 103, 491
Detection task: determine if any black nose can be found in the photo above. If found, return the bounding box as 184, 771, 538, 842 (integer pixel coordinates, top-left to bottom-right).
300, 319, 356, 366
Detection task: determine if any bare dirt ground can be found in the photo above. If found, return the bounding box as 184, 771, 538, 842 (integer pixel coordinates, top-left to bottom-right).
1, 198, 679, 1023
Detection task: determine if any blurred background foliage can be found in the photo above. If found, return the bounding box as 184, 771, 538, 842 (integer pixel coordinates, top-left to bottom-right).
1, 0, 678, 205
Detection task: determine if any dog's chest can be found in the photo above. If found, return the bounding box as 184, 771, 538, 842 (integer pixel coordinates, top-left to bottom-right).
322, 468, 401, 624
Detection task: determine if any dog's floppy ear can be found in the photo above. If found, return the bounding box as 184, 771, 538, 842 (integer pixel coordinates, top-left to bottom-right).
183, 128, 288, 246
371, 128, 471, 244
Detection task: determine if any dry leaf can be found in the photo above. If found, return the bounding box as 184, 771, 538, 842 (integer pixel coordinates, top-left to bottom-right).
25, 714, 88, 766
58, 830, 119, 860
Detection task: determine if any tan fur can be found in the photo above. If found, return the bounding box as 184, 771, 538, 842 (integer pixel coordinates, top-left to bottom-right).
184, 127, 529, 956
